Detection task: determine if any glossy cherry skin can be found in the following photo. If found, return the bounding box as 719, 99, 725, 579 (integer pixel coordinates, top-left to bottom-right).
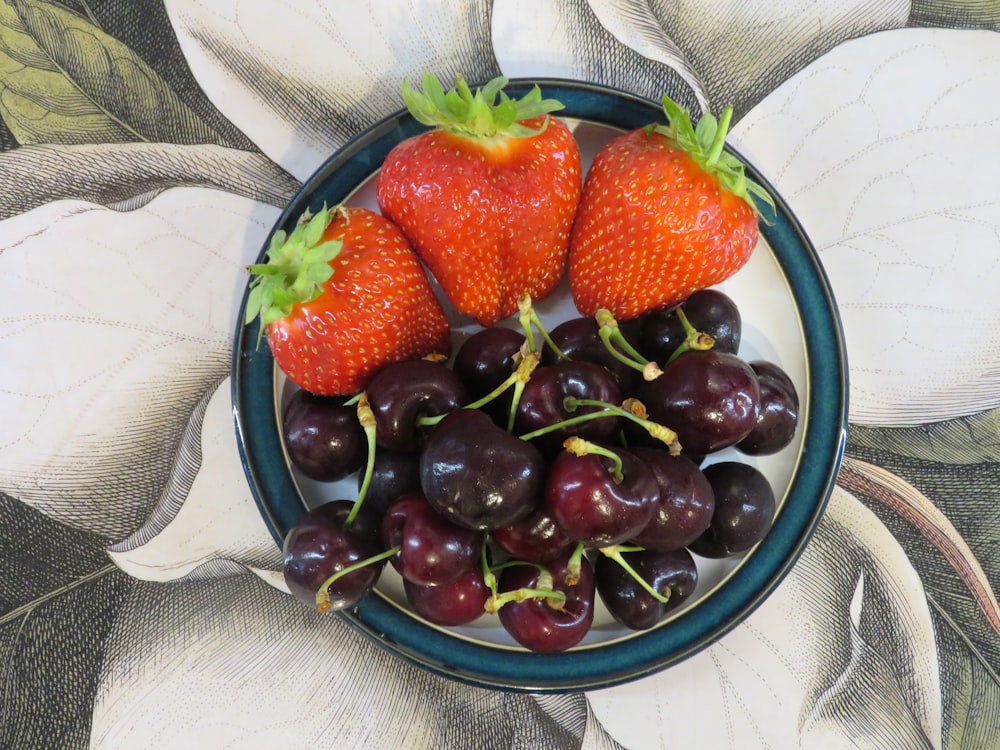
282, 390, 366, 482
453, 326, 525, 398
688, 462, 776, 558
541, 315, 642, 392
380, 493, 482, 586
492, 509, 575, 564
641, 349, 760, 456
282, 500, 385, 611
737, 360, 799, 455
420, 408, 546, 530
595, 547, 698, 630
628, 447, 715, 551
496, 551, 596, 653
514, 360, 623, 457
640, 288, 742, 362
359, 448, 422, 516
544, 446, 658, 547
365, 358, 467, 452
453, 326, 525, 426
404, 567, 489, 626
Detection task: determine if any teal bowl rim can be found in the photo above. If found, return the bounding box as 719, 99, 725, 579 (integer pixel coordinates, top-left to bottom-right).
231, 78, 848, 693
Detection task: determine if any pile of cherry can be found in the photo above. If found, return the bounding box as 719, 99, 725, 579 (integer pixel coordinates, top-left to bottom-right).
279, 289, 799, 653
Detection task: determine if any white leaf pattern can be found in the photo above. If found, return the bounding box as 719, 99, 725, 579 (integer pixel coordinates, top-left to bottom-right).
0, 190, 278, 538
730, 28, 1000, 425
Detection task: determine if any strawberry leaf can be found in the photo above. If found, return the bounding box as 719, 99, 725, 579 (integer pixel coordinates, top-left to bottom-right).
400, 73, 564, 139
244, 206, 342, 330
653, 93, 776, 218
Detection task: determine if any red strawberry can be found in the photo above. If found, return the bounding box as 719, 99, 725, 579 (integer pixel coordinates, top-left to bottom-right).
568, 95, 775, 321
245, 205, 451, 396
376, 74, 582, 326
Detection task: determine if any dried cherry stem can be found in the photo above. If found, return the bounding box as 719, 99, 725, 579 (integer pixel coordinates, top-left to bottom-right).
564, 542, 587, 586
483, 560, 567, 613
564, 436, 624, 482
666, 307, 715, 363
595, 309, 664, 381
598, 545, 672, 604
518, 293, 569, 360
315, 545, 401, 612
345, 393, 378, 526
528, 396, 682, 455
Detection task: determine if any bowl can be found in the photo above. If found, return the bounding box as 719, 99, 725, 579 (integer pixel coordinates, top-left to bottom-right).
232, 79, 848, 692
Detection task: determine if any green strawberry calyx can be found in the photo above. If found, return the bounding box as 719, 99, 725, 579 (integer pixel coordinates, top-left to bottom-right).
649, 95, 776, 219
402, 72, 565, 139
244, 204, 343, 337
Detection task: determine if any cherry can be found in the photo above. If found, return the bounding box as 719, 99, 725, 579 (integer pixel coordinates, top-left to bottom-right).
737, 360, 799, 455
628, 447, 715, 551
494, 551, 596, 653
404, 567, 489, 626
282, 390, 367, 482
641, 349, 760, 455
381, 493, 482, 586
419, 408, 546, 530
640, 288, 742, 362
514, 360, 623, 457
282, 499, 387, 612
541, 316, 642, 392
492, 509, 575, 564
365, 358, 467, 452
359, 448, 422, 515
453, 326, 526, 400
688, 461, 776, 558
544, 439, 658, 547
595, 547, 698, 630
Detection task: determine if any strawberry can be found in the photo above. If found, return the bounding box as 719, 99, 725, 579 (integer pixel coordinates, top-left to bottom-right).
244, 205, 451, 396
567, 95, 775, 321
376, 73, 582, 327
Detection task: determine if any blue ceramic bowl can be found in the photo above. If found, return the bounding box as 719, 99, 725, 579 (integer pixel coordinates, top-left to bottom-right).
232, 79, 847, 692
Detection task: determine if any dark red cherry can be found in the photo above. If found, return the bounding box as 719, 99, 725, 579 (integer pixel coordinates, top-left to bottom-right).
515, 360, 623, 457
404, 567, 489, 626
380, 493, 482, 586
595, 547, 698, 630
420, 408, 546, 530
365, 358, 467, 452
282, 390, 366, 482
641, 350, 760, 455
544, 443, 658, 547
359, 448, 422, 516
640, 288, 742, 362
541, 316, 642, 392
282, 500, 384, 612
688, 462, 776, 558
496, 551, 596, 653
737, 360, 799, 455
492, 509, 575, 564
628, 447, 715, 551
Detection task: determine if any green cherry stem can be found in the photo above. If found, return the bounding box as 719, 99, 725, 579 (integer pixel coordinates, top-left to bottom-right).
518, 293, 569, 360
598, 545, 672, 604
595, 309, 664, 381
416, 350, 542, 431
315, 545, 401, 612
666, 307, 715, 363
345, 393, 378, 526
564, 436, 624, 482
483, 561, 566, 613
549, 397, 683, 455
506, 350, 540, 432
565, 542, 587, 586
